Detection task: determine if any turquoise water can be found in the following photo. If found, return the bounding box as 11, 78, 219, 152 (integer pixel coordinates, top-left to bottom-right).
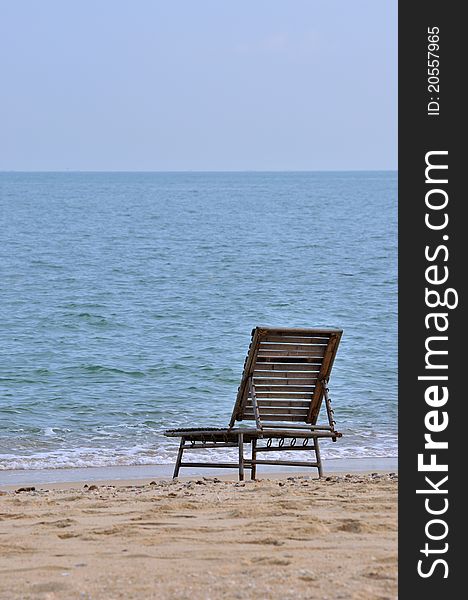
0, 172, 397, 471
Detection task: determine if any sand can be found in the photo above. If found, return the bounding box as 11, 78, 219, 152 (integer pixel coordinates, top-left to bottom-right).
0, 473, 397, 600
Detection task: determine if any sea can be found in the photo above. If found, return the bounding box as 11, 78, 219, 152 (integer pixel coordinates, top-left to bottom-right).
0, 171, 397, 477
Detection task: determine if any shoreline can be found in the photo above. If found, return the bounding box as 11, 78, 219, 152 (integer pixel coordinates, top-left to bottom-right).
0, 456, 397, 488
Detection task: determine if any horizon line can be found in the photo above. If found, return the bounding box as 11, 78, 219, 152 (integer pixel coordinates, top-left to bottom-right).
0, 168, 398, 174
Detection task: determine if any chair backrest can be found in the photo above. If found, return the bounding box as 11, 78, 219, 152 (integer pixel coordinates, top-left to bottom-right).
229, 327, 342, 428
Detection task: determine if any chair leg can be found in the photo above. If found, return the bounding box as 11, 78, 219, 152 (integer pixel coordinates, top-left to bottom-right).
314, 437, 323, 478
238, 433, 244, 481
251, 438, 257, 480
173, 437, 185, 478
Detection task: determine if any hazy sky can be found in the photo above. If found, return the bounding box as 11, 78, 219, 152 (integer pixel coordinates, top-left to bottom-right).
0, 1, 397, 171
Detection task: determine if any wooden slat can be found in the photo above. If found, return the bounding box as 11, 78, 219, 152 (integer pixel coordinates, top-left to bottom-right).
182, 443, 239, 449
261, 424, 333, 430
249, 459, 319, 467
254, 363, 320, 372
259, 428, 341, 437
255, 369, 319, 376
263, 335, 330, 344
259, 342, 326, 352
258, 327, 340, 335
257, 354, 324, 362
254, 370, 319, 378
258, 346, 326, 357
245, 407, 308, 415
180, 462, 252, 469
254, 445, 316, 452
249, 376, 262, 430
247, 399, 310, 407
308, 331, 342, 423
253, 385, 315, 392
242, 414, 306, 422
256, 356, 323, 364
253, 377, 317, 385
255, 392, 313, 399
165, 429, 234, 438
231, 329, 262, 425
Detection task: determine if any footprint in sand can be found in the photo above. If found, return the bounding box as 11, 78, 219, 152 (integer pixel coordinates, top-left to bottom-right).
362, 567, 395, 580
245, 537, 284, 546
57, 532, 79, 539
336, 519, 370, 534
37, 518, 76, 528
287, 521, 330, 537
250, 556, 291, 566
32, 581, 69, 594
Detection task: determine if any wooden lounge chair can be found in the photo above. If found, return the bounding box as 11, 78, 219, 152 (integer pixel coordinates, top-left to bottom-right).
165, 326, 342, 480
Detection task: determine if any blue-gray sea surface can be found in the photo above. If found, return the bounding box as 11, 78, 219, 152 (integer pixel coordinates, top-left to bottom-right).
0, 172, 397, 471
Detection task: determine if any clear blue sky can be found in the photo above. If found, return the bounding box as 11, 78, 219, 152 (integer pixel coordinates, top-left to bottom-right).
0, 1, 397, 171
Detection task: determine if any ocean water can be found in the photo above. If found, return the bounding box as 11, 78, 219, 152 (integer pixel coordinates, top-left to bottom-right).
0, 172, 397, 472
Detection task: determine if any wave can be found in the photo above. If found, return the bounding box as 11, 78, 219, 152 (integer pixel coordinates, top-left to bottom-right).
0, 436, 396, 471
70, 365, 147, 377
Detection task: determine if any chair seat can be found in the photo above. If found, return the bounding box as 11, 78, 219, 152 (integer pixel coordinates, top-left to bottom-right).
164, 427, 257, 442
164, 427, 341, 440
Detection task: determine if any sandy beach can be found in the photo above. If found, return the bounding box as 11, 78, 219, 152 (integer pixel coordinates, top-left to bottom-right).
0, 472, 397, 600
